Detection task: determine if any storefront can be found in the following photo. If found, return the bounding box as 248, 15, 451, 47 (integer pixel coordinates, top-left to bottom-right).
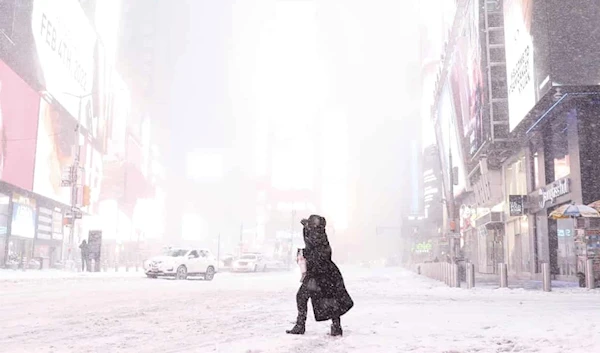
0, 181, 68, 268
528, 177, 575, 277
474, 208, 504, 274
33, 202, 65, 268
503, 154, 531, 276
0, 192, 9, 265
7, 193, 37, 268
459, 204, 478, 269
524, 101, 585, 279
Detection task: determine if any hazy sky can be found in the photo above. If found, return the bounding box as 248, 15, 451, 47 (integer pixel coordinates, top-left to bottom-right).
165, 0, 422, 252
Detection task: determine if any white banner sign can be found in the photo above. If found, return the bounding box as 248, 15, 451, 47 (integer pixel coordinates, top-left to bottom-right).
504, 0, 536, 132
31, 0, 96, 120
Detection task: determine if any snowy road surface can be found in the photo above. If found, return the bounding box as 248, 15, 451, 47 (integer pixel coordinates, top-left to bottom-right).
1, 267, 599, 353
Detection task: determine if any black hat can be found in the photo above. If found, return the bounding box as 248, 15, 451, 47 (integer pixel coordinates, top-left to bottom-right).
308, 215, 326, 228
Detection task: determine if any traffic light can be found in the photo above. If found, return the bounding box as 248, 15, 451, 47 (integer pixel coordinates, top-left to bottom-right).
82, 186, 91, 207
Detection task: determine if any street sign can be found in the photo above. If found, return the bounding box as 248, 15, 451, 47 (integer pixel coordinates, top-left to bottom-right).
66, 208, 83, 220
61, 166, 77, 187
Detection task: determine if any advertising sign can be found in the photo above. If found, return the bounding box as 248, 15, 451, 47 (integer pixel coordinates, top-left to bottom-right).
504, 0, 536, 131
88, 230, 102, 260
37, 207, 54, 240
31, 0, 96, 121
33, 98, 77, 205
435, 84, 467, 197
0, 60, 40, 191
449, 0, 485, 157
538, 178, 570, 209
11, 193, 36, 239
509, 195, 526, 216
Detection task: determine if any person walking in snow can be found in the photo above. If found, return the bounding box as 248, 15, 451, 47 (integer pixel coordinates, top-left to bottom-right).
79, 240, 89, 272
286, 215, 354, 336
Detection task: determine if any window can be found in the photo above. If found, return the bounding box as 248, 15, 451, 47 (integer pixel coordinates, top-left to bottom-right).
189, 250, 199, 258
532, 151, 541, 189
0, 0, 16, 40
544, 117, 570, 183
0, 192, 8, 266
554, 154, 570, 180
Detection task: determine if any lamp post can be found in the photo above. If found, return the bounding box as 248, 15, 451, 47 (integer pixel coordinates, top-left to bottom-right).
290, 209, 296, 269
50, 91, 93, 264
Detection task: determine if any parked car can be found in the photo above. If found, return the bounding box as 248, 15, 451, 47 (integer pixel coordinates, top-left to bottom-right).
232, 253, 267, 272
144, 248, 217, 280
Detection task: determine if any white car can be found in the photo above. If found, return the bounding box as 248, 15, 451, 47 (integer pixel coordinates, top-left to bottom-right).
233, 253, 268, 272
144, 248, 217, 280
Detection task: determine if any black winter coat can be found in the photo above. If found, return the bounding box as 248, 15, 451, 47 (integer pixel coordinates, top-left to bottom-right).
303, 225, 354, 321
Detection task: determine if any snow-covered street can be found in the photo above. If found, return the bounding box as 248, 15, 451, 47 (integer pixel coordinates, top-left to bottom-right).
1, 267, 599, 353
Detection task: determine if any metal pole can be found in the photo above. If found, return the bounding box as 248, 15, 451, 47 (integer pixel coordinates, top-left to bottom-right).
542, 262, 551, 292
217, 233, 221, 266
586, 259, 595, 289
444, 263, 449, 285
499, 263, 508, 288
447, 127, 458, 264
239, 223, 243, 257
290, 209, 296, 270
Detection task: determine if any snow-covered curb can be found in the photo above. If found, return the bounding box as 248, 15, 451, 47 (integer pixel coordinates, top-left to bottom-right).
0, 268, 146, 282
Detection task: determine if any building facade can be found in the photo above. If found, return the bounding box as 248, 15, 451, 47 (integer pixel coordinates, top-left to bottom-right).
424, 0, 600, 281
0, 0, 162, 269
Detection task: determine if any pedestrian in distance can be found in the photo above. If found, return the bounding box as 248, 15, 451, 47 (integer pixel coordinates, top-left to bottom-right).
286, 215, 354, 337
79, 240, 88, 272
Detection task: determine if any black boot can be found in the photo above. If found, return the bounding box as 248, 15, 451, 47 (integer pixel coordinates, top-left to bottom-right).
286, 322, 306, 335
330, 317, 342, 336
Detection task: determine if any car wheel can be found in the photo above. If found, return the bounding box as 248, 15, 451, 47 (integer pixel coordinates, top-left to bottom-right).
146, 274, 157, 279
204, 266, 215, 281
176, 265, 188, 280
253, 265, 258, 272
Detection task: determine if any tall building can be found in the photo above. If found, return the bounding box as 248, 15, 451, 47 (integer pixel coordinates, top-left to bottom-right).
114, 1, 189, 243
425, 0, 600, 281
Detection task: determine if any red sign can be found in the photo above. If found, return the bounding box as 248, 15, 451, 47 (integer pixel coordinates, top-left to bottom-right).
0, 60, 40, 190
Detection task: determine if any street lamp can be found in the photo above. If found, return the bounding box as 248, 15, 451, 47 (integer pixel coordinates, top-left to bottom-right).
289, 209, 296, 269
47, 90, 94, 261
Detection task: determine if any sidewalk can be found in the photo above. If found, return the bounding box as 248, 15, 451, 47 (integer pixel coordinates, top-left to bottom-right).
469, 272, 580, 291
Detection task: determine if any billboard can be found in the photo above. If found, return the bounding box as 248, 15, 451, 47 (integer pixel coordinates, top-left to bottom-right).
31, 0, 97, 122
0, 60, 40, 191
435, 84, 468, 197
504, 0, 536, 131
449, 0, 485, 157
11, 193, 37, 239
33, 99, 77, 205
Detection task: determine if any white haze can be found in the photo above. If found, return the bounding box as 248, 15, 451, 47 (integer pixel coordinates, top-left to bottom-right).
162, 0, 422, 262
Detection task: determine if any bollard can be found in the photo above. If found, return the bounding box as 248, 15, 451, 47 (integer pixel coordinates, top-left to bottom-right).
444, 263, 449, 285
542, 262, 552, 292
499, 263, 508, 288
586, 259, 595, 289
451, 264, 460, 288
466, 262, 475, 289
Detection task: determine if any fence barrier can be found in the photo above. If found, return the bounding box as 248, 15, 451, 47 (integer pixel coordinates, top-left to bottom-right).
415, 262, 462, 288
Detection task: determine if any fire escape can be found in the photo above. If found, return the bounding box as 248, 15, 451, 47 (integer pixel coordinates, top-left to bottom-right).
469, 0, 512, 208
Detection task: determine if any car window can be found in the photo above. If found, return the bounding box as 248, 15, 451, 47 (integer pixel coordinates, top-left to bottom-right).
199, 250, 208, 257
189, 250, 199, 258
